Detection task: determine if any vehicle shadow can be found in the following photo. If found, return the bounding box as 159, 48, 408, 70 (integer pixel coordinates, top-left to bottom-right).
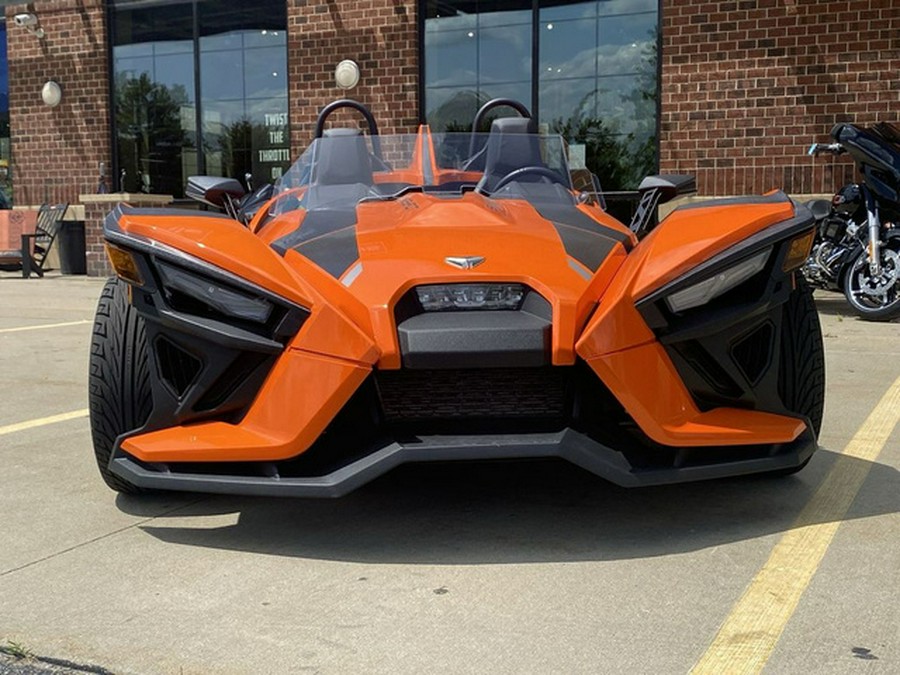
117, 447, 899, 565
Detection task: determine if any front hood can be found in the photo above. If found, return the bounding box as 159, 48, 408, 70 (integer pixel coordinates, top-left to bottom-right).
278, 191, 632, 367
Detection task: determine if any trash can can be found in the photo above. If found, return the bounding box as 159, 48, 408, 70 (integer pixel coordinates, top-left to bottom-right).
57, 220, 87, 275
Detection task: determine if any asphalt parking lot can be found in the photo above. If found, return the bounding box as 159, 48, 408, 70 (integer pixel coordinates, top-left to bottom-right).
0, 274, 897, 675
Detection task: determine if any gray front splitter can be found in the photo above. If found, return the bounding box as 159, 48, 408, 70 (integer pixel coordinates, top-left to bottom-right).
109, 427, 817, 498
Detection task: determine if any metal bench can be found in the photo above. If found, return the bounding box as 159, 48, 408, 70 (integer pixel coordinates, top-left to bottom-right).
20, 203, 69, 278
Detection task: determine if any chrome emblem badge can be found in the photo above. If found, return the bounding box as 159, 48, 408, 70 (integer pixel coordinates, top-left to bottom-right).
445, 256, 485, 270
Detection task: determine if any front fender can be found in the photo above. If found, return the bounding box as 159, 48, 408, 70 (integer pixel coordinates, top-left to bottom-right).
574, 192, 813, 448
105, 204, 378, 365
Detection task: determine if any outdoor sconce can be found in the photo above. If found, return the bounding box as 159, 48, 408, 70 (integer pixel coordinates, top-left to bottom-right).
41, 81, 62, 107
14, 13, 45, 39
335, 60, 360, 90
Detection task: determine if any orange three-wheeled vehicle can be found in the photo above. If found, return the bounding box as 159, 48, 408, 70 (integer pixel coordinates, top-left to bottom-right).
90, 99, 824, 496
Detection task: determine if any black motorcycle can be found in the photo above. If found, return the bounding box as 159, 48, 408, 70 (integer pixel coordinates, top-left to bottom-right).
805, 122, 900, 321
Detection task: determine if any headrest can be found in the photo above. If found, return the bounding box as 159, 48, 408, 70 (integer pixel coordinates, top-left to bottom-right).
323, 127, 362, 138
489, 117, 537, 135
312, 129, 373, 185
480, 117, 544, 191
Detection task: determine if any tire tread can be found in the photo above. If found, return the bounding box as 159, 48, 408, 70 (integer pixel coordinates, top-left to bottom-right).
88, 278, 153, 493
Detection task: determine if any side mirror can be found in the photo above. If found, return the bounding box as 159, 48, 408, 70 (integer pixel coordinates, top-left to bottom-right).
636, 174, 696, 204
186, 176, 246, 209
629, 174, 696, 238
569, 169, 606, 209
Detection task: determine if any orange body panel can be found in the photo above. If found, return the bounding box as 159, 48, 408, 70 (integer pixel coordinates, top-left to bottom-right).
123, 349, 370, 463
631, 198, 795, 299
291, 300, 379, 365
252, 206, 303, 239
117, 211, 316, 309
346, 192, 629, 368
584, 343, 804, 446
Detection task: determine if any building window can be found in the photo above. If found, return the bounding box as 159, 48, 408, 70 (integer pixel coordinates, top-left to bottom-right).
111, 0, 288, 198
423, 0, 659, 189
424, 1, 532, 132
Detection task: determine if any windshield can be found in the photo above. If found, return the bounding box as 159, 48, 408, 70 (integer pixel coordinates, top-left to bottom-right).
270, 130, 572, 216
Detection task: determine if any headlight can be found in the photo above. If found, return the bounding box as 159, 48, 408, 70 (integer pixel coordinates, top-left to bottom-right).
416, 283, 526, 311
665, 249, 770, 313
156, 260, 274, 323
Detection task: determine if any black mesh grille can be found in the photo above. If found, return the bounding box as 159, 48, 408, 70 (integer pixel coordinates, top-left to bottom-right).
673, 340, 742, 398
731, 322, 774, 386
375, 367, 570, 422
193, 352, 272, 413
155, 336, 202, 398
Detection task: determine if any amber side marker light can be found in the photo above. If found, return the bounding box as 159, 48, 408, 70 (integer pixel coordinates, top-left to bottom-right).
105, 243, 144, 286
783, 229, 815, 272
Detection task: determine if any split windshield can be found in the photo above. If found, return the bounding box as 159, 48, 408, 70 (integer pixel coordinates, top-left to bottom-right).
270, 131, 572, 216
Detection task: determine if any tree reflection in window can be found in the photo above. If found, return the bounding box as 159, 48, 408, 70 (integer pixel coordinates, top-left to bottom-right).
115, 74, 191, 196
548, 25, 658, 190
112, 0, 288, 198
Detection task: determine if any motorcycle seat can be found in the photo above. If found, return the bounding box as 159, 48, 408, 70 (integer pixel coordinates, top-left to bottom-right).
805, 199, 831, 221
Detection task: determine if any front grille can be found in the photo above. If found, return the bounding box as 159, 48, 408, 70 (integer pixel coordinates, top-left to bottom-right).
193, 352, 273, 412
731, 322, 774, 386
155, 336, 202, 398
375, 367, 570, 422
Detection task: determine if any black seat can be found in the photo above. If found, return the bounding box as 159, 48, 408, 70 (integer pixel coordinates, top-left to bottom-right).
805, 199, 831, 222
304, 128, 373, 212
311, 128, 373, 187
477, 117, 545, 193
273, 130, 373, 253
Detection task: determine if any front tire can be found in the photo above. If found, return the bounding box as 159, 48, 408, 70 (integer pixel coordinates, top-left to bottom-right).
773, 277, 825, 475
843, 239, 900, 321
88, 278, 153, 493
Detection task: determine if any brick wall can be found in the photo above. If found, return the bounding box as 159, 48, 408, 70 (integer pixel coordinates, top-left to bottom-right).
83, 200, 113, 277
6, 1, 111, 207
82, 195, 174, 277
659, 0, 899, 196
7, 1, 895, 206
286, 0, 419, 155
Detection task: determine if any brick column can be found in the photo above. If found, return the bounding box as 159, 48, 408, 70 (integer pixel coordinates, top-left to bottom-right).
286, 0, 419, 155
79, 194, 174, 277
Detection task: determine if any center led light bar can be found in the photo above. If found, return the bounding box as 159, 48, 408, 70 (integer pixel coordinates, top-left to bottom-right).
416, 283, 526, 311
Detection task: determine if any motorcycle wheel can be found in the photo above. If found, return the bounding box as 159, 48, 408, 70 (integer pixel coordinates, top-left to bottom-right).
842, 238, 900, 321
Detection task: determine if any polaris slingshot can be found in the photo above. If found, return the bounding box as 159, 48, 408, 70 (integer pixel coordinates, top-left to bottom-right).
90, 99, 824, 496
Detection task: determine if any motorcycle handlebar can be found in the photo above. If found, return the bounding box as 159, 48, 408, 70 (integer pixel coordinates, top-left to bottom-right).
808, 142, 845, 157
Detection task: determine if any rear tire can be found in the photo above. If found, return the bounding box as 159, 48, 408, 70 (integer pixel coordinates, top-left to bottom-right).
773, 276, 825, 475
89, 278, 153, 493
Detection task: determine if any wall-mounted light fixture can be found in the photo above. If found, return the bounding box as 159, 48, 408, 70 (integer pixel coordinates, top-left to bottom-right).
14, 13, 45, 39
41, 81, 62, 107
335, 60, 360, 90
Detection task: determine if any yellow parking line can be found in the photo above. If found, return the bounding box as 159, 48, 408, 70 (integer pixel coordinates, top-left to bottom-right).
0, 320, 91, 334
0, 409, 89, 436
691, 375, 900, 675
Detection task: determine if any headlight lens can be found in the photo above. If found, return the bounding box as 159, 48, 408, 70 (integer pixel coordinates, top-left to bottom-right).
157, 260, 274, 323
666, 249, 770, 313
416, 283, 526, 311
